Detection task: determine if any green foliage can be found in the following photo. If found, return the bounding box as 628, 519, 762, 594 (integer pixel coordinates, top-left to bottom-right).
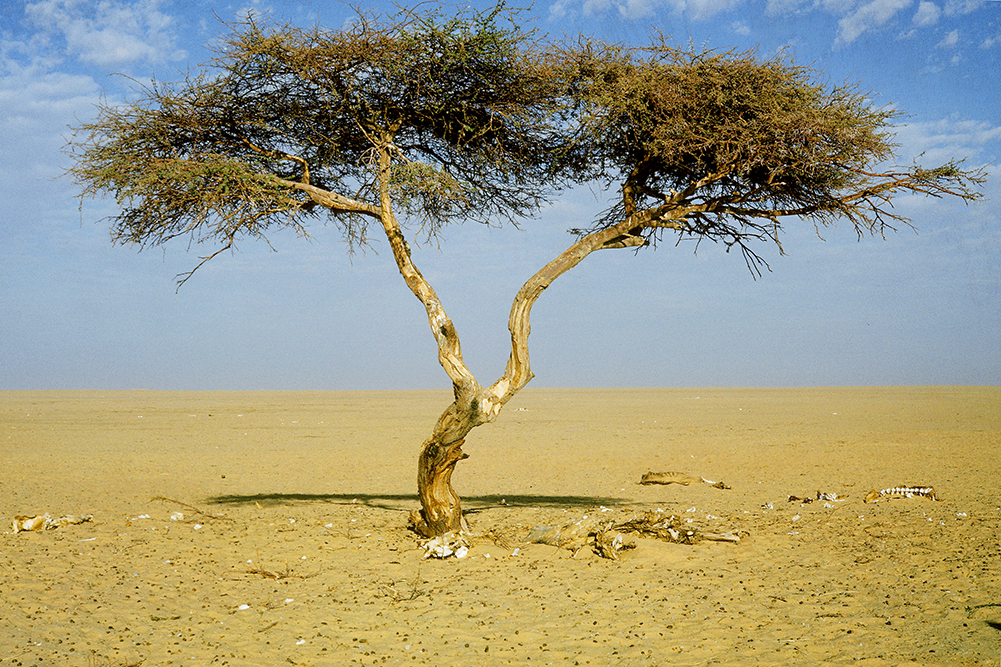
68, 3, 580, 275
67, 3, 985, 281
566, 42, 984, 270
68, 91, 308, 251
388, 161, 473, 223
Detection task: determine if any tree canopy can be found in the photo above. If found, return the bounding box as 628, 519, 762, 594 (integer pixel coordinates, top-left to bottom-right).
70, 5, 585, 279
566, 41, 982, 270
68, 4, 985, 536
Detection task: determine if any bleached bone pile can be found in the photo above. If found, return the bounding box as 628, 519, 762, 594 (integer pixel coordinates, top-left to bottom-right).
863, 486, 938, 503
11, 514, 93, 533
422, 532, 470, 559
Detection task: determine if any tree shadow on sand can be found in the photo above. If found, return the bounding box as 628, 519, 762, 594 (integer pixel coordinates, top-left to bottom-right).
205, 492, 627, 513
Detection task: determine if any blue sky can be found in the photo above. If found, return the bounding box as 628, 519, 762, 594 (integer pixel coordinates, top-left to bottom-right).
1, 0, 998, 390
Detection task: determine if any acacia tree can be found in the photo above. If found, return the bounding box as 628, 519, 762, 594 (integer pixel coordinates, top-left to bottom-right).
69, 6, 983, 537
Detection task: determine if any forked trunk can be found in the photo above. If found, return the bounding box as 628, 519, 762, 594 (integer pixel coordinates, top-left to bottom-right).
402, 219, 660, 537
412, 435, 468, 537
370, 142, 668, 538
408, 393, 493, 537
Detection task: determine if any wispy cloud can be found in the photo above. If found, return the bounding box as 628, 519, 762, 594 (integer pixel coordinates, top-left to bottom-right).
549, 0, 741, 22
235, 0, 274, 23
981, 31, 1001, 49
912, 0, 941, 26
893, 116, 1001, 166
764, 0, 812, 15
943, 0, 984, 15
837, 0, 913, 44
24, 0, 186, 66
936, 28, 960, 47
0, 37, 103, 159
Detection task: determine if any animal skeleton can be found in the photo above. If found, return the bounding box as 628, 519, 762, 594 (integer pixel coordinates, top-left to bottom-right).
863, 486, 938, 503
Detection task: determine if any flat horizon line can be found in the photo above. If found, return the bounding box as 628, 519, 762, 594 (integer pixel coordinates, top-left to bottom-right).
1, 384, 997, 392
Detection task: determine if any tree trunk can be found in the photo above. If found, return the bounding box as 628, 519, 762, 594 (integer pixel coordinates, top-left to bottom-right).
412, 434, 468, 537
368, 141, 688, 538
408, 390, 497, 537
401, 214, 678, 537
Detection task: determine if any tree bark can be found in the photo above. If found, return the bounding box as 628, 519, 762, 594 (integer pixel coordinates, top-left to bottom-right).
415, 214, 687, 536
410, 380, 520, 536
411, 394, 476, 535
414, 433, 467, 536
367, 138, 692, 537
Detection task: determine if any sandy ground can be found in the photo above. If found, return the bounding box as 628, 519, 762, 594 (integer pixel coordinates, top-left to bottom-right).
1, 387, 999, 667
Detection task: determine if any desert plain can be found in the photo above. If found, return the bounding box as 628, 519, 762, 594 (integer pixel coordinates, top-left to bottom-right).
1, 386, 999, 667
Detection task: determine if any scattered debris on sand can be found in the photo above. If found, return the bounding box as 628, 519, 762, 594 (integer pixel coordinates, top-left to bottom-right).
864, 486, 939, 503
639, 471, 731, 489
152, 496, 234, 522
788, 491, 848, 504
526, 518, 599, 550
11, 513, 93, 533
613, 511, 748, 545
422, 531, 470, 559
591, 530, 635, 560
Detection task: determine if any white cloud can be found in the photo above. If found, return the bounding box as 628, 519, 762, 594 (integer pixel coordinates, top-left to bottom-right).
837, 0, 913, 43
552, 0, 739, 21
549, 0, 574, 19
0, 41, 103, 144
943, 0, 984, 14
731, 20, 751, 34
24, 0, 186, 66
981, 33, 1001, 49
581, 0, 616, 15
0, 48, 109, 252
615, 0, 664, 19
765, 0, 812, 14
821, 0, 861, 15
936, 28, 959, 47
236, 1, 274, 23
911, 0, 940, 25
893, 117, 1001, 166
686, 0, 741, 19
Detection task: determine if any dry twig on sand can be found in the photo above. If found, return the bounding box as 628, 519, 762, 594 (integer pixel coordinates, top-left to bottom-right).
380, 571, 427, 602
88, 651, 144, 667
244, 563, 318, 581
482, 527, 520, 550
151, 496, 234, 522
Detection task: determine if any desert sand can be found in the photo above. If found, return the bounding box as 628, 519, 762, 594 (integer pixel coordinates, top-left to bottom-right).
1, 387, 999, 666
